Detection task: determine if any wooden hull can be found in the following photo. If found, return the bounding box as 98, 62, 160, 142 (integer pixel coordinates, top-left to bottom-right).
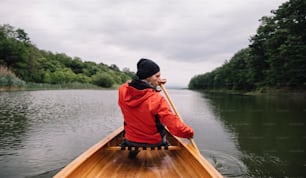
54, 127, 223, 178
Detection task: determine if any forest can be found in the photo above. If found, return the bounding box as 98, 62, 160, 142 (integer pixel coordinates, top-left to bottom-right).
0, 25, 134, 89
188, 0, 306, 92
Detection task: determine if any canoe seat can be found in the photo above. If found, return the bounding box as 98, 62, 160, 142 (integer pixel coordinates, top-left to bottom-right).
106, 145, 181, 151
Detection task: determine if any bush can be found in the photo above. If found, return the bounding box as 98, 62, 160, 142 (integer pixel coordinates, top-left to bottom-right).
92, 72, 114, 88
0, 65, 25, 87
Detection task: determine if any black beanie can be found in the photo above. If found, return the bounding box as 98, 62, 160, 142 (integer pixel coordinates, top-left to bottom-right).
136, 58, 160, 80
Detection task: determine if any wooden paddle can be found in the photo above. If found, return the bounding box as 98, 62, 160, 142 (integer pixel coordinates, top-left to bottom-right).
159, 84, 200, 153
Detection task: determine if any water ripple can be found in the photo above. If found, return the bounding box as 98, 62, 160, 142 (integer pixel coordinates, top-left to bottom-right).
201, 149, 248, 177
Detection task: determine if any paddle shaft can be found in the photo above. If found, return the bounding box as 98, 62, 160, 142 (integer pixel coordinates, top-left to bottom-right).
159, 84, 200, 153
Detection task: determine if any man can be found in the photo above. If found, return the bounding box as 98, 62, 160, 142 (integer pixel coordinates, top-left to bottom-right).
118, 58, 194, 158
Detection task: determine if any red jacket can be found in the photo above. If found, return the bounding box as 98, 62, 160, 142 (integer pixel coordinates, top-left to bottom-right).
118, 82, 194, 144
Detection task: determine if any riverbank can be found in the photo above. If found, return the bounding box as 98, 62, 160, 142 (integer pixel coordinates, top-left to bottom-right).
0, 86, 23, 92
196, 87, 306, 96
2, 84, 306, 96
0, 82, 110, 92
246, 87, 306, 95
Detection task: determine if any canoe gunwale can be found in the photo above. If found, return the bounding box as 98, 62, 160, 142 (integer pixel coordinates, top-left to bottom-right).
54, 126, 124, 178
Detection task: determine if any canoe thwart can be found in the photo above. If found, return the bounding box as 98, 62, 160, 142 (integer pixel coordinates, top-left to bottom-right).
106, 145, 182, 151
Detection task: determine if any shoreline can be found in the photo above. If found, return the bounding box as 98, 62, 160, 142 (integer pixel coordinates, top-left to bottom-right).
191, 87, 306, 96
2, 85, 306, 96
0, 82, 113, 92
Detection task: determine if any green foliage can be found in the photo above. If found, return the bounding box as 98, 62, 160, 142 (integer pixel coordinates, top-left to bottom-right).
189, 49, 254, 91
249, 0, 306, 88
189, 0, 306, 91
0, 65, 25, 87
0, 24, 133, 88
92, 72, 114, 88
109, 64, 120, 71
25, 82, 101, 90
122, 67, 136, 79
50, 68, 77, 84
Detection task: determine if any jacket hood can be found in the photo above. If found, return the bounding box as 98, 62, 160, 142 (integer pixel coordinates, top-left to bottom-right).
119, 83, 155, 107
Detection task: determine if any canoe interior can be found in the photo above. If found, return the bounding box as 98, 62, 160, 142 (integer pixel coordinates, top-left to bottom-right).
54, 127, 222, 178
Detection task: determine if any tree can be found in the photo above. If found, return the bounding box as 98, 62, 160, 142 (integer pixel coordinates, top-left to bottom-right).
109, 64, 120, 71
1, 24, 133, 87
189, 0, 306, 90
16, 28, 30, 44
249, 0, 306, 88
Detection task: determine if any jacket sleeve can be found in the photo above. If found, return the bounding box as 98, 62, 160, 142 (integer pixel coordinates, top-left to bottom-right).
153, 95, 194, 138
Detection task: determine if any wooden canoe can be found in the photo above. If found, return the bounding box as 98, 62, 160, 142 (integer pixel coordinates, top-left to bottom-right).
54, 126, 223, 178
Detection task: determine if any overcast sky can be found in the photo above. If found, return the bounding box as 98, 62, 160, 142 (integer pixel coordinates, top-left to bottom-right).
0, 0, 288, 87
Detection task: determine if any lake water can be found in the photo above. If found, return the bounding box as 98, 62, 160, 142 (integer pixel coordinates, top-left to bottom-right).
0, 89, 305, 178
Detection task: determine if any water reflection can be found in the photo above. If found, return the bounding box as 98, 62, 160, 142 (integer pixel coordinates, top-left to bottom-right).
202, 92, 306, 177
0, 92, 30, 151
0, 90, 123, 178
167, 90, 248, 177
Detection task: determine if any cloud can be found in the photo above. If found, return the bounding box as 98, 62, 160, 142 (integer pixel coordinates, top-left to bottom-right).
0, 0, 288, 87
